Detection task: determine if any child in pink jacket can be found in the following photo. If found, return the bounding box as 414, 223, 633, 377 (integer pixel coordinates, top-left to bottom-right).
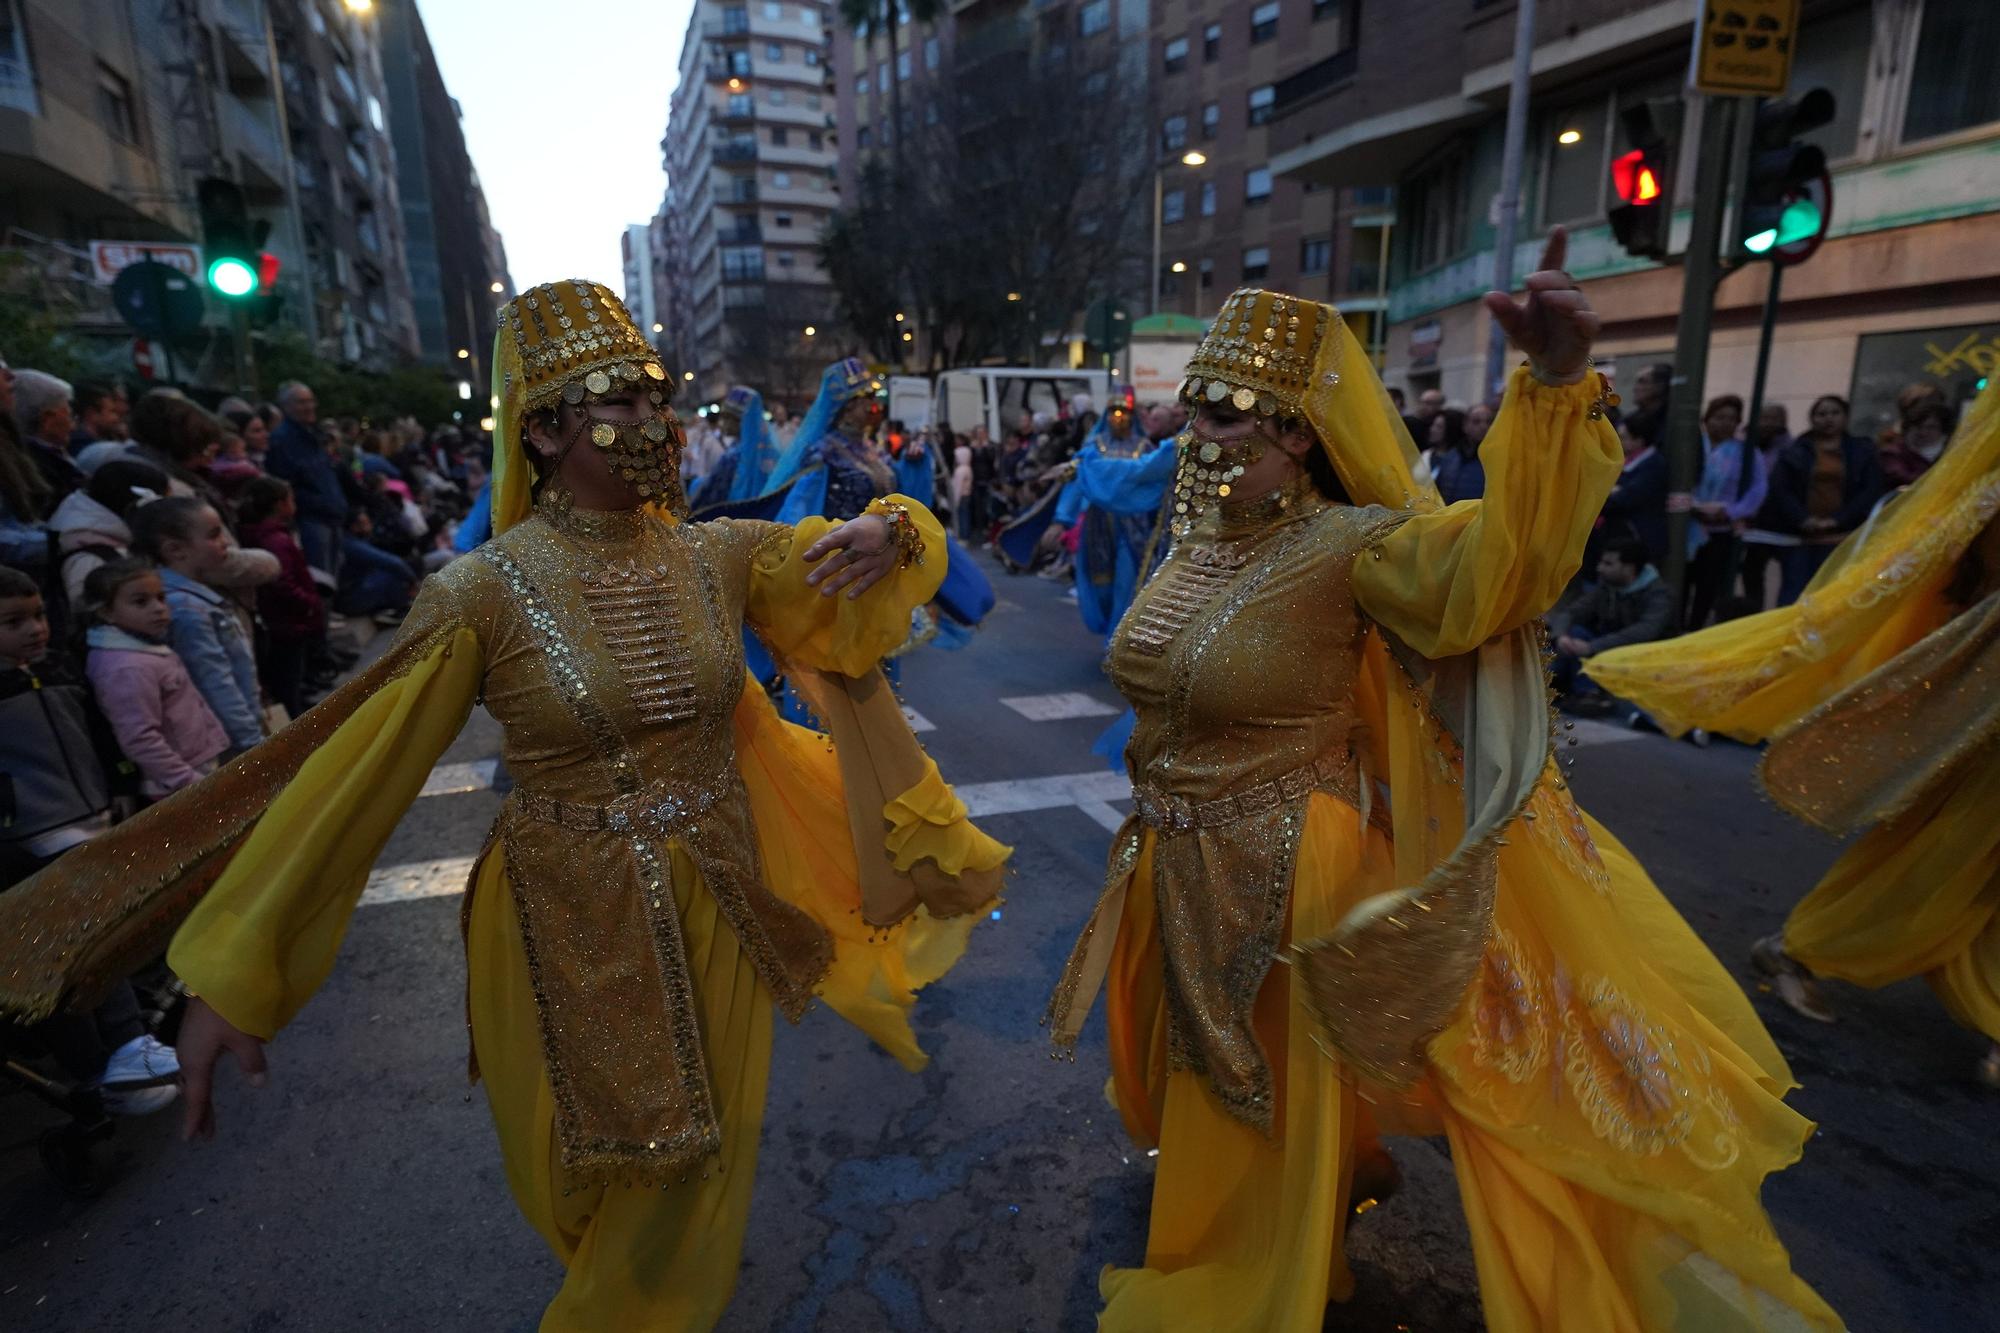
80, 558, 229, 801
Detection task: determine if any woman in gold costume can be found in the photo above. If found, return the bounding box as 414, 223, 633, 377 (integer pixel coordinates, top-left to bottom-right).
1046, 236, 1839, 1331
0, 282, 1008, 1330
1590, 379, 2000, 1085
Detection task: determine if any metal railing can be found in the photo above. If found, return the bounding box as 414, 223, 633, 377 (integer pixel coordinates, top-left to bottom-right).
1272, 47, 1358, 116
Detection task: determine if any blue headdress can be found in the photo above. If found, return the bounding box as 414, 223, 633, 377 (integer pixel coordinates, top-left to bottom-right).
721, 385, 780, 504
760, 357, 881, 499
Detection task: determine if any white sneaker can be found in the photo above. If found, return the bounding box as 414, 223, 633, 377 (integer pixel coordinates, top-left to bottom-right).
98, 1033, 180, 1090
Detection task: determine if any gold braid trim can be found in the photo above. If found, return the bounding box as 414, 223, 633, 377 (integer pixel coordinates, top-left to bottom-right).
0, 610, 467, 1023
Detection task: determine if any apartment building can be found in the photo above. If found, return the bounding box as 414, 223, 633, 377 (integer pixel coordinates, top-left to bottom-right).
1271, 0, 2000, 429
377, 0, 509, 386
657, 0, 840, 409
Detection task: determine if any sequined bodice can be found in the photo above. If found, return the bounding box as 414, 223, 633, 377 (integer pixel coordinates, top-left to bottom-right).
453, 506, 771, 805
1107, 498, 1405, 802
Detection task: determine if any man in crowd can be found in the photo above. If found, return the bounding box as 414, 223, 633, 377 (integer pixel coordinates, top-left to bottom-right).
1544, 537, 1675, 718
264, 381, 348, 576
69, 382, 129, 453
12, 370, 83, 505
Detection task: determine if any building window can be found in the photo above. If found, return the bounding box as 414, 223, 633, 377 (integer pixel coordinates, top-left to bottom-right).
1079, 0, 1110, 37
857, 126, 871, 147
855, 75, 868, 96
766, 42, 784, 60
770, 126, 789, 145
1405, 152, 1468, 272
723, 6, 749, 34
730, 49, 753, 75
1163, 189, 1186, 224
1201, 101, 1220, 139
728, 92, 753, 115
925, 35, 940, 70
1312, 0, 1339, 22
1242, 246, 1270, 281
1203, 21, 1221, 61
776, 252, 795, 270
1164, 36, 1189, 73
94, 63, 138, 144
801, 5, 817, 24
1199, 257, 1215, 290
1248, 84, 1275, 126
775, 212, 793, 227
1200, 181, 1216, 216
1300, 236, 1331, 274
805, 47, 820, 66
1080, 69, 1110, 98
1903, 0, 1999, 144
767, 87, 787, 105
764, 1, 782, 17
773, 170, 792, 188
722, 246, 764, 280
877, 62, 889, 92
1162, 114, 1188, 151
1245, 166, 1271, 203
1541, 100, 1605, 227
925, 101, 939, 125
806, 90, 821, 108
808, 130, 823, 149
1250, 2, 1280, 44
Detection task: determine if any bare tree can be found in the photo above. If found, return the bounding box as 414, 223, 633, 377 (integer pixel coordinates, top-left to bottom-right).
721, 283, 831, 413
821, 39, 1151, 371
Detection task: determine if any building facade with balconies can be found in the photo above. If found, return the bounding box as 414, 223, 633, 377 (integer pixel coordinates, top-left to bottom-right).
658, 0, 840, 410
1272, 0, 2000, 428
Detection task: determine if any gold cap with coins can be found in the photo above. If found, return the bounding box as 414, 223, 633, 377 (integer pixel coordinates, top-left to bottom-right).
500, 279, 668, 413
1178, 288, 1337, 419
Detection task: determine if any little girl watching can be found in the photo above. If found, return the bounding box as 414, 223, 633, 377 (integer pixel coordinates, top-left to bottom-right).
81, 559, 230, 800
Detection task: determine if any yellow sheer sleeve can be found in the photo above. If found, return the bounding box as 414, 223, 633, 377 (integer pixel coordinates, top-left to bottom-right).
744, 493, 947, 675
1355, 368, 1620, 659
167, 626, 481, 1039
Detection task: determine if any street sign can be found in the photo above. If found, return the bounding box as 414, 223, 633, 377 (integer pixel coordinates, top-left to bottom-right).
110, 261, 205, 338
132, 338, 156, 381
89, 240, 202, 285
1692, 0, 1799, 97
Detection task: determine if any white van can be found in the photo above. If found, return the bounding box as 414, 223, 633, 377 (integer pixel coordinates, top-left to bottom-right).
929, 367, 1114, 439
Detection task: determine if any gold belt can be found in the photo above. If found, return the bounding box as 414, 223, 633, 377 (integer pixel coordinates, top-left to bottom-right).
512, 770, 734, 836
1131, 752, 1360, 835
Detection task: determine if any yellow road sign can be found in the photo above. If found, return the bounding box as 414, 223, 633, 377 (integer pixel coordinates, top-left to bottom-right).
1693, 0, 1800, 96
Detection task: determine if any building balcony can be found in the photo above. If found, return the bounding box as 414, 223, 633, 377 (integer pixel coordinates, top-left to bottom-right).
714, 141, 759, 164
1270, 91, 1487, 190
213, 0, 274, 87
222, 92, 288, 198
1272, 48, 1357, 119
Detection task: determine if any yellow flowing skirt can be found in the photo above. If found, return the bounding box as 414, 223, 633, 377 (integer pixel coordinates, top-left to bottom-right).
1099, 791, 1839, 1333
1784, 751, 2000, 1043
469, 691, 992, 1331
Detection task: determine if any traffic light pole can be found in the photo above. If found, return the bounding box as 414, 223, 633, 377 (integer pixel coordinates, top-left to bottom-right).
1662, 96, 1741, 620
1744, 261, 1782, 462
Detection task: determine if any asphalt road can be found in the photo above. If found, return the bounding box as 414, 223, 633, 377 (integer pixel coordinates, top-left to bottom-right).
3, 546, 1993, 1332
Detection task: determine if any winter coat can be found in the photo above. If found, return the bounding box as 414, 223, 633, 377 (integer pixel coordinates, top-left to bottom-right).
46, 489, 132, 608
1546, 566, 1676, 655
241, 516, 328, 640
159, 567, 264, 752
0, 652, 115, 847
85, 625, 229, 798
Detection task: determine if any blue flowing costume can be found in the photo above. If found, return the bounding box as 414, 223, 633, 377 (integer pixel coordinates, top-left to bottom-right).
1055, 419, 1175, 637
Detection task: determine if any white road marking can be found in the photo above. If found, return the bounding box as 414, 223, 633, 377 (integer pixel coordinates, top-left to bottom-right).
418, 758, 501, 797
359, 855, 480, 907
956, 770, 1131, 818
1563, 718, 1648, 747
998, 691, 1122, 722
902, 706, 936, 733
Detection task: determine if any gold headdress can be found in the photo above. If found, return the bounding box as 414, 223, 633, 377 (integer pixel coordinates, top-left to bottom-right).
489, 279, 675, 534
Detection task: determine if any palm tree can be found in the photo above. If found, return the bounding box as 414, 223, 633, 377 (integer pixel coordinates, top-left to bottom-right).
837, 0, 939, 178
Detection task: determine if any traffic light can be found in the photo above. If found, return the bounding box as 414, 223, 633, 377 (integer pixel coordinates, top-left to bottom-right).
197, 176, 272, 299
1608, 98, 1682, 260
1740, 89, 1835, 256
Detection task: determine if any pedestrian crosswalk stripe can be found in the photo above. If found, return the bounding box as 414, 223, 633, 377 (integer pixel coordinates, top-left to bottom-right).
902, 706, 936, 733
998, 691, 1122, 722
419, 758, 501, 797
360, 855, 480, 907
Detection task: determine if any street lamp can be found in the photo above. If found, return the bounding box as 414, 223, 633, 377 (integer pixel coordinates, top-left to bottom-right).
652, 322, 664, 333
804, 325, 817, 336
342, 0, 373, 13
683, 370, 695, 381
456, 347, 470, 359
1152, 149, 1209, 315
1170, 261, 1187, 273
489, 281, 504, 294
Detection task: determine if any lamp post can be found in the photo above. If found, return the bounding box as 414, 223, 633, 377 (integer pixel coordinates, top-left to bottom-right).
1152, 150, 1207, 315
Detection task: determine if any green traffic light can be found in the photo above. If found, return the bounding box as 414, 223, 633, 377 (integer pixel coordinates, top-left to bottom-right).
1746, 199, 1823, 256
207, 256, 258, 297
1745, 228, 1779, 254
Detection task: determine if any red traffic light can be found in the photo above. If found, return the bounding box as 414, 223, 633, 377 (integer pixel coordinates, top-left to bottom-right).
256, 251, 281, 295
1612, 149, 1663, 205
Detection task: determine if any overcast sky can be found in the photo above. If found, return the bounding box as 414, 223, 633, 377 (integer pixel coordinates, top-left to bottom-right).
420, 0, 694, 302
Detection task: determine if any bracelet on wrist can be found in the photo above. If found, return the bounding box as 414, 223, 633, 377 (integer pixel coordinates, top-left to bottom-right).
1521, 357, 1620, 420
875, 502, 927, 570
